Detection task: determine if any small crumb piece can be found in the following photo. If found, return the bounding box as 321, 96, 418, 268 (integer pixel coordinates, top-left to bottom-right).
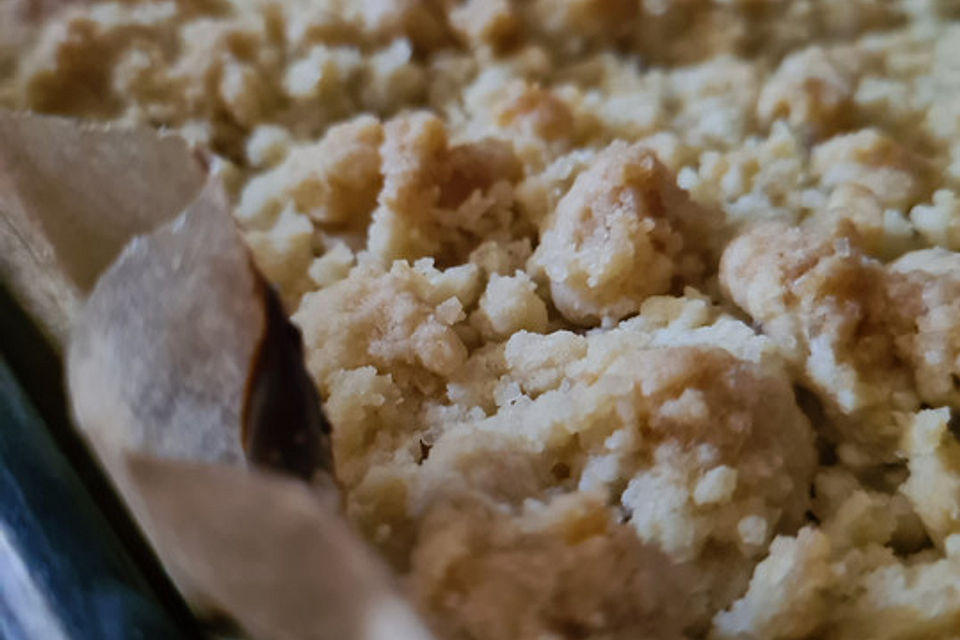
530, 140, 720, 325
471, 271, 549, 341
308, 244, 355, 288
237, 115, 383, 229
911, 189, 960, 251
694, 465, 738, 506
945, 534, 960, 558
737, 515, 769, 548
246, 125, 292, 168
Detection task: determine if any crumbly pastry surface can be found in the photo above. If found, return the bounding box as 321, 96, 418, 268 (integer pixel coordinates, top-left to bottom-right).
10, 0, 960, 637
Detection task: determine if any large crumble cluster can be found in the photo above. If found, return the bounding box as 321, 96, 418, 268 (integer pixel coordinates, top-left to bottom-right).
9, 1, 960, 638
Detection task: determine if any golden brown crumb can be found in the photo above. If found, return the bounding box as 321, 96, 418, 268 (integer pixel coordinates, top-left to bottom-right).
368, 111, 526, 266
530, 141, 722, 324
756, 46, 870, 140
889, 249, 960, 407
811, 128, 935, 211
720, 223, 917, 461
237, 115, 384, 229
411, 497, 691, 640
448, 0, 518, 50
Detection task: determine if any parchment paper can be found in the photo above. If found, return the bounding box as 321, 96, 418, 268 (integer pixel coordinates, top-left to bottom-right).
0, 111, 206, 346
0, 110, 434, 640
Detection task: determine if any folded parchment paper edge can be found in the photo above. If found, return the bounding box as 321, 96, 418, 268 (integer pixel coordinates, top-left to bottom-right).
0, 110, 208, 347
0, 110, 433, 640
